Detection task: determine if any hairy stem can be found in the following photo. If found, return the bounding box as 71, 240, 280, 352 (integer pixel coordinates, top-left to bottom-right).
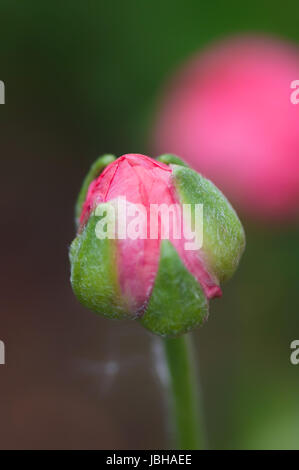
162, 333, 207, 449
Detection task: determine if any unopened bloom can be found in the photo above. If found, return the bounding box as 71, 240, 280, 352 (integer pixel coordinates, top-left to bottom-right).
70, 153, 245, 337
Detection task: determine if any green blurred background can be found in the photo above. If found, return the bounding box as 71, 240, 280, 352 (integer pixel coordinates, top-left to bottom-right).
1, 0, 299, 449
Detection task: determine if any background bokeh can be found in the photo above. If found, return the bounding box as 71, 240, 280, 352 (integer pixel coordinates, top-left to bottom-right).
1, 0, 299, 449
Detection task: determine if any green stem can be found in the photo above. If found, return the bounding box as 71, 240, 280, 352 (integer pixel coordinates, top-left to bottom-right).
162, 333, 207, 450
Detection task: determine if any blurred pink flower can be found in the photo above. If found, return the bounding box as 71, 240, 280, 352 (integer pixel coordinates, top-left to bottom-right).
153, 36, 299, 221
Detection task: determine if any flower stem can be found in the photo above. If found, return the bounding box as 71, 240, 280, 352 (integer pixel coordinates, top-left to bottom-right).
162, 333, 207, 450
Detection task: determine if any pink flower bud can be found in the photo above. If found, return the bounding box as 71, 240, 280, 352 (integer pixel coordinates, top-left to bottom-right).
70, 154, 245, 336
153, 36, 299, 221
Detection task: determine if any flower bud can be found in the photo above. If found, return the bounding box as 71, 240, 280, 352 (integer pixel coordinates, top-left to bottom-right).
70, 153, 245, 337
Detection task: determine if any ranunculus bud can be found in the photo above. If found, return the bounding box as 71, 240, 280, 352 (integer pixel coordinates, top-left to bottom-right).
70, 153, 245, 336
153, 36, 299, 221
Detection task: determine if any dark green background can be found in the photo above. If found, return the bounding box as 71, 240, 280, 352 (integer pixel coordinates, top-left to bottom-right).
0, 0, 299, 449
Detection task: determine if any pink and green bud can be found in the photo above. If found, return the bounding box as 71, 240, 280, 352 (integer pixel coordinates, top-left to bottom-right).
69, 153, 245, 337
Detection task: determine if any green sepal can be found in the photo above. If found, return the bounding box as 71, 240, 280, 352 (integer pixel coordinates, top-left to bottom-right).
157, 154, 189, 167
171, 164, 245, 283
140, 240, 208, 337
75, 154, 116, 227
70, 211, 130, 319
